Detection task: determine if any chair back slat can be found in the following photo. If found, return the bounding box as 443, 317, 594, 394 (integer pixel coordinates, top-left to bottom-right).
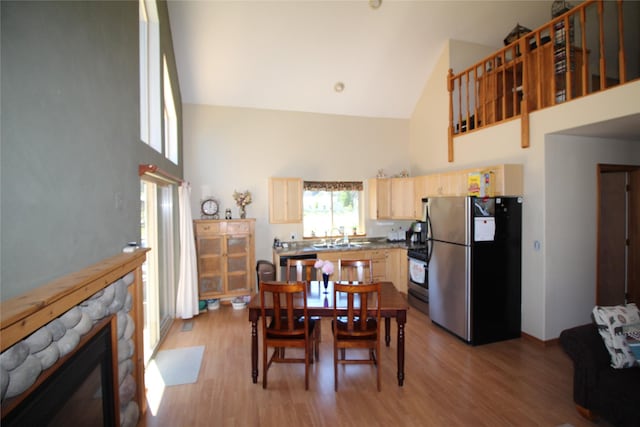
286, 259, 318, 283
338, 259, 373, 282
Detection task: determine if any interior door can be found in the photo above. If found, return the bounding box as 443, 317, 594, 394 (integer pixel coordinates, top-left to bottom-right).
598, 172, 627, 305
597, 165, 640, 306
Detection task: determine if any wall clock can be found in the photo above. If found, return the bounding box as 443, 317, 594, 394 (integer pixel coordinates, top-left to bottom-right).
201, 198, 220, 219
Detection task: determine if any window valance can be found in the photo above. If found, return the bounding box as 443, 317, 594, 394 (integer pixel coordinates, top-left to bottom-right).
303, 181, 363, 192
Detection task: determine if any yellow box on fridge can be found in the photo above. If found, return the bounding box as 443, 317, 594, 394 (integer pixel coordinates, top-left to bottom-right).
468, 171, 494, 197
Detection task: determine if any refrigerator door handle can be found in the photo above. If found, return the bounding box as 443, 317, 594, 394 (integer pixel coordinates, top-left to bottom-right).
427, 217, 434, 263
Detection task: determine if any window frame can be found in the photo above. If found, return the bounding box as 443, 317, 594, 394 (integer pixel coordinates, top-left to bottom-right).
302, 181, 365, 238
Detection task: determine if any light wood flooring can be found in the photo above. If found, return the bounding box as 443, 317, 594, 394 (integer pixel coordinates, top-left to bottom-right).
139, 303, 609, 427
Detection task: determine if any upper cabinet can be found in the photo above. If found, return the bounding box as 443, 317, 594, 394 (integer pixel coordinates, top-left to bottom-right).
414, 164, 524, 199
371, 164, 523, 221
368, 178, 390, 219
391, 177, 415, 219
269, 177, 303, 223
368, 177, 415, 220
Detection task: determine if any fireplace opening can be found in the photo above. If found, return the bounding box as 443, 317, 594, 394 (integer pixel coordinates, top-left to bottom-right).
2, 318, 116, 427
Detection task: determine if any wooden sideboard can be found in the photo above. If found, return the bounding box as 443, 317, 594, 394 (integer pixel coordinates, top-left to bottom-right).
193, 219, 256, 300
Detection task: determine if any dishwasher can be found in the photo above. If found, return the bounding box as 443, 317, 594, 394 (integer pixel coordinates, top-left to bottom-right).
278, 253, 318, 280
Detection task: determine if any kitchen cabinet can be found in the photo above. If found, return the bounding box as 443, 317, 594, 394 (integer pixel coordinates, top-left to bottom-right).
194, 219, 256, 300
391, 178, 415, 219
386, 249, 408, 294
269, 177, 303, 223
368, 177, 415, 220
368, 178, 391, 219
413, 163, 523, 198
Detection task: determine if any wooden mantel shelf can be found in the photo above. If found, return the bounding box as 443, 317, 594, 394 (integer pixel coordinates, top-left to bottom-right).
0, 249, 149, 352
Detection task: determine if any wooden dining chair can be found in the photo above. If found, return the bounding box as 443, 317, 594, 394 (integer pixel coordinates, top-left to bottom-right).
260, 281, 316, 390
332, 281, 382, 391
338, 259, 373, 282
286, 258, 319, 283
286, 258, 321, 360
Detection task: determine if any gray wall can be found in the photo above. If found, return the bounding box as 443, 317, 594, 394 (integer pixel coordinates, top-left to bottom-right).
1, 0, 182, 300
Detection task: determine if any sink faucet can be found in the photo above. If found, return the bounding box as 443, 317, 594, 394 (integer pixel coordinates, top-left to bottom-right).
331, 226, 349, 245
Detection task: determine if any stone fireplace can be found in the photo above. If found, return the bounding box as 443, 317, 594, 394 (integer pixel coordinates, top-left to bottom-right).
0, 250, 148, 427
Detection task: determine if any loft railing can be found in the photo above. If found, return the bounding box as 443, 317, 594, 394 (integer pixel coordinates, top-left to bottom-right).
447, 0, 639, 162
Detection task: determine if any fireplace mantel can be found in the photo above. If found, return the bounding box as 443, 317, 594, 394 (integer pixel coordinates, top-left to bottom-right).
1, 249, 149, 424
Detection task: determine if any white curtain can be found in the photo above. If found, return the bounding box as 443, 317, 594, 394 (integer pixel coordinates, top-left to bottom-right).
176, 182, 199, 319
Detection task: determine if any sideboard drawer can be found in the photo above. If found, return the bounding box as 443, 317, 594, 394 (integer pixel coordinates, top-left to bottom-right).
195, 222, 220, 235
227, 222, 250, 234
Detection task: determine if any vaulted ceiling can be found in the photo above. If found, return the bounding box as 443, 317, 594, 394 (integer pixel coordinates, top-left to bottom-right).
167, 0, 555, 119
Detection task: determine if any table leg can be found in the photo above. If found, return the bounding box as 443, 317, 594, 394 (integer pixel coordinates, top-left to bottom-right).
396, 311, 406, 386
385, 317, 391, 347
251, 319, 258, 383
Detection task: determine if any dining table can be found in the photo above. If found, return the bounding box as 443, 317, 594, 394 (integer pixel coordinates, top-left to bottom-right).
247, 280, 409, 386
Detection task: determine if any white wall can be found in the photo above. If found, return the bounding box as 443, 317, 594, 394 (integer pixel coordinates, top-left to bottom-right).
183, 104, 411, 263
409, 41, 450, 172
545, 135, 640, 338
409, 39, 640, 340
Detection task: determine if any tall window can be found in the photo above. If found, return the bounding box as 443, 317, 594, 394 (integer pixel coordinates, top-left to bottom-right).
139, 0, 161, 153
163, 55, 178, 164
302, 181, 365, 238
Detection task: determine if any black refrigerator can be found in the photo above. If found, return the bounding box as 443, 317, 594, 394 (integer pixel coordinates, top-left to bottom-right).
426, 196, 522, 345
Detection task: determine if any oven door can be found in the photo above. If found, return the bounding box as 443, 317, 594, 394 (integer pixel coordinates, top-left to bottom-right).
407, 257, 428, 302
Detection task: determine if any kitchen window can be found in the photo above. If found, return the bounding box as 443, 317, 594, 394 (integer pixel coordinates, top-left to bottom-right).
302, 181, 364, 238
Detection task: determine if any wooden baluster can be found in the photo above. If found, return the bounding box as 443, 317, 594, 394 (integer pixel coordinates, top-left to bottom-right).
457, 73, 462, 133
500, 54, 506, 121
465, 71, 470, 131
535, 30, 542, 109
482, 61, 488, 126
447, 68, 454, 163
580, 7, 588, 96
598, 0, 606, 90
617, 0, 626, 84
520, 38, 530, 149
564, 15, 573, 101
550, 21, 557, 105
473, 66, 479, 129
510, 48, 516, 118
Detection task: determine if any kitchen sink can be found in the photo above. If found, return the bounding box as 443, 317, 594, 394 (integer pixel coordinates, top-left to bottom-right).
311, 241, 372, 249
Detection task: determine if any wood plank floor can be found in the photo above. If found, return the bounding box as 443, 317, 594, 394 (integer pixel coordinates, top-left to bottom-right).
139, 304, 608, 427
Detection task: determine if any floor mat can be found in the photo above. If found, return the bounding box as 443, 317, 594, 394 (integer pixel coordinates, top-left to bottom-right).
153, 346, 204, 386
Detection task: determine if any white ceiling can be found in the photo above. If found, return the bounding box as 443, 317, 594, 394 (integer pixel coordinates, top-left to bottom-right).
167, 0, 556, 119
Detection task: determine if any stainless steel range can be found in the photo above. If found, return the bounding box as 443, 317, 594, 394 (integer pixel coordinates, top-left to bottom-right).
407, 245, 429, 314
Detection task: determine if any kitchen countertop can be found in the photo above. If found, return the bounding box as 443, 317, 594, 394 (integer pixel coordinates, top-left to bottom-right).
273, 237, 423, 256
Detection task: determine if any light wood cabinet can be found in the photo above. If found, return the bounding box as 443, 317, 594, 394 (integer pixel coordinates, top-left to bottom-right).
194, 219, 256, 300
413, 163, 523, 198
390, 178, 415, 219
269, 177, 302, 223
368, 177, 415, 220
386, 249, 407, 294
368, 178, 391, 219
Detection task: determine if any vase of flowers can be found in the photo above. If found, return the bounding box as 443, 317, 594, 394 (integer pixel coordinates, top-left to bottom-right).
233, 190, 252, 219
314, 259, 334, 293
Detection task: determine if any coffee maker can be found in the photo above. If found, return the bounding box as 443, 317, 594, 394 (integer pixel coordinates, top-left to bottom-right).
407, 221, 427, 244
